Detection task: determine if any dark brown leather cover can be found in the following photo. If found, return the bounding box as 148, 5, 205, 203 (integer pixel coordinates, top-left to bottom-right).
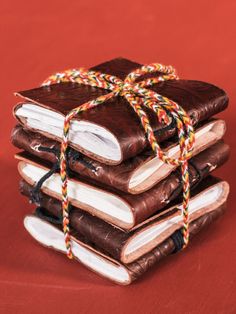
16, 140, 230, 229
14, 57, 228, 164
11, 119, 225, 194
19, 176, 227, 264
127, 201, 226, 283
30, 199, 227, 284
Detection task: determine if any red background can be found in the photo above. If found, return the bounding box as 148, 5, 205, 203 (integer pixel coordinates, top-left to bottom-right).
1, 1, 236, 313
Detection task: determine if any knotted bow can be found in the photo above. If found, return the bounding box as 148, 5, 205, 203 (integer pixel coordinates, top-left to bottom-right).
43, 62, 195, 259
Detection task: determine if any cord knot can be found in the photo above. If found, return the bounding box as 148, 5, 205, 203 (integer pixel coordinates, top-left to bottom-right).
42, 61, 196, 258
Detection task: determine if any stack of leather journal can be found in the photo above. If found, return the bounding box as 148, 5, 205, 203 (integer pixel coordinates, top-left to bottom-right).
11, 58, 230, 285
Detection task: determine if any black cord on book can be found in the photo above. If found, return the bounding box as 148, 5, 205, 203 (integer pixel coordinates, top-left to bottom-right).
35, 206, 63, 225
30, 145, 97, 205
171, 229, 185, 253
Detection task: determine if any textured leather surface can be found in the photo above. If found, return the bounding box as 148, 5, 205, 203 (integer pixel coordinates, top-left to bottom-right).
11, 120, 225, 193
14, 58, 229, 164
127, 201, 226, 282
29, 198, 227, 283
16, 140, 230, 228
19, 176, 226, 263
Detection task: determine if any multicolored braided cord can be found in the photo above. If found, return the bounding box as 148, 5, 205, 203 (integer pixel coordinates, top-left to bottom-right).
42, 63, 195, 259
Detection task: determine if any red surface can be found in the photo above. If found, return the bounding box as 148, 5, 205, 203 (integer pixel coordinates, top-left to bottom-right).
1, 1, 236, 313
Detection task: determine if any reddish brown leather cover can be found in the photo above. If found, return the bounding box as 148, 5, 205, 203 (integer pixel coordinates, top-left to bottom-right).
14, 57, 228, 164
127, 201, 226, 283
11, 120, 225, 193
17, 140, 229, 229
30, 198, 227, 284
19, 176, 227, 264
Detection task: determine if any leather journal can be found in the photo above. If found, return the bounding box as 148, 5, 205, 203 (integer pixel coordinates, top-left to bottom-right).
20, 177, 229, 264
13, 58, 228, 165
11, 119, 226, 193
23, 176, 229, 285
15, 141, 229, 230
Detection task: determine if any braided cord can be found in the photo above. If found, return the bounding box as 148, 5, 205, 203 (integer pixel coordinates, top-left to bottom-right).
43, 63, 195, 258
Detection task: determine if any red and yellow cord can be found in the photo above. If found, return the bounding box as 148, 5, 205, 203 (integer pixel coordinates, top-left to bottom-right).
43, 63, 195, 259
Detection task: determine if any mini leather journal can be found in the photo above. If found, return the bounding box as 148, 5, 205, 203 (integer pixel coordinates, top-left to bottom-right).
20, 177, 229, 265
12, 119, 226, 193
23, 177, 229, 285
16, 141, 229, 229
13, 58, 228, 165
